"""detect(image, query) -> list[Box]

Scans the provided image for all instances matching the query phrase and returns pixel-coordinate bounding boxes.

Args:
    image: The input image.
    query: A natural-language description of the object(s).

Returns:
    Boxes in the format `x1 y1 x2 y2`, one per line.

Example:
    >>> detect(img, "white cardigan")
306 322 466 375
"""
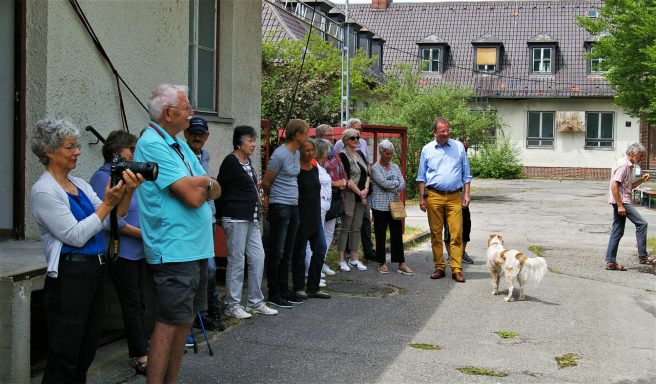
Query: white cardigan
30 171 112 278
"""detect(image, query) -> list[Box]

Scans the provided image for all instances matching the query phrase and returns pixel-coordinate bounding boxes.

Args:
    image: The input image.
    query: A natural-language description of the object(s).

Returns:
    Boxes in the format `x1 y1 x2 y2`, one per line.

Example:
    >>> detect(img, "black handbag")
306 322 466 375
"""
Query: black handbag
325 191 345 221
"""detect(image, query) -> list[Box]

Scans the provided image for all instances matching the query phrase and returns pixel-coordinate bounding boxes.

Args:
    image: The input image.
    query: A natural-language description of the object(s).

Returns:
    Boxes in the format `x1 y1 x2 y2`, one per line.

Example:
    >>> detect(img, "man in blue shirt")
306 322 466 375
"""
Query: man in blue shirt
135 84 221 383
417 117 472 283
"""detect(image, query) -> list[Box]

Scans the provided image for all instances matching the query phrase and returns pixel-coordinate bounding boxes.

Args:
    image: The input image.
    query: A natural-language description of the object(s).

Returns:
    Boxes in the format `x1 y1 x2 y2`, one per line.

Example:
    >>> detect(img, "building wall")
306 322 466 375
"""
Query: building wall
23 0 262 239
492 98 640 174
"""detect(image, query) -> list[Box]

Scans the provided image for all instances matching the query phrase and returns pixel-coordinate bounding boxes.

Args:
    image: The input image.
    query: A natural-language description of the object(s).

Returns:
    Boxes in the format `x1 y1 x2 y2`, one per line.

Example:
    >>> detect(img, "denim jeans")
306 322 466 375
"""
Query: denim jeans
222 219 266 308
605 203 648 263
266 204 299 300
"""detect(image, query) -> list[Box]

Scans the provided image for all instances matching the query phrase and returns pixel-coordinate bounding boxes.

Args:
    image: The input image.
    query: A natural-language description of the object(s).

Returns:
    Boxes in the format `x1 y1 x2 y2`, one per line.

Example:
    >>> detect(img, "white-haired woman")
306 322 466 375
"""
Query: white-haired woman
370 140 413 275
30 117 142 383
337 128 370 272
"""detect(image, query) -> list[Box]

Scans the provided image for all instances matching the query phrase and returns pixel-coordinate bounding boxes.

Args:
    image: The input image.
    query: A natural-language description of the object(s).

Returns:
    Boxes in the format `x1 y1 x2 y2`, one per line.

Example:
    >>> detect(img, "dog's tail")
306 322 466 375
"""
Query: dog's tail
520 257 548 287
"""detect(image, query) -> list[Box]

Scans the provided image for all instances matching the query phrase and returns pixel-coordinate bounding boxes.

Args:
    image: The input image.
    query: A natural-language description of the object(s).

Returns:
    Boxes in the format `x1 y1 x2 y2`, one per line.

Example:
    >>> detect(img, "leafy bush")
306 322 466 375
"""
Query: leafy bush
469 139 524 179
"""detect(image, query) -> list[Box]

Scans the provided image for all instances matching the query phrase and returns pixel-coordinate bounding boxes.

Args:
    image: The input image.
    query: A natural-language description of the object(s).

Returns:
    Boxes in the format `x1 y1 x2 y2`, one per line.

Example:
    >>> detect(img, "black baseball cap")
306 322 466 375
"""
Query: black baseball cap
188 117 209 134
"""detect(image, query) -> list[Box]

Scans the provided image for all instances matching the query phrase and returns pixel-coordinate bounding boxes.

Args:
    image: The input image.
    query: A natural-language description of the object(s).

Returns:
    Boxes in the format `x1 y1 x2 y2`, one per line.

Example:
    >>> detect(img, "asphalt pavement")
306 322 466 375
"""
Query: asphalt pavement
57 179 656 384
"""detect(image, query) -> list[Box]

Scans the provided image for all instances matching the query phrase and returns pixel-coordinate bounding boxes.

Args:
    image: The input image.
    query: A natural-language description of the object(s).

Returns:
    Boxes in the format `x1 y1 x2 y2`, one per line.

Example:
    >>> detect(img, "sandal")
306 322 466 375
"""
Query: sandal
639 256 655 265
397 265 415 276
606 262 627 271
134 361 147 376
378 264 389 274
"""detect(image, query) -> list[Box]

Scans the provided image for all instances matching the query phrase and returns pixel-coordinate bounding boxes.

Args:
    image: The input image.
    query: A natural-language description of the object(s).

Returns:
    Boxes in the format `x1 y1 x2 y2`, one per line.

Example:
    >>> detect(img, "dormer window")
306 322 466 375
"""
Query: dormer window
417 34 449 74
527 33 558 75
471 34 503 74
585 40 608 74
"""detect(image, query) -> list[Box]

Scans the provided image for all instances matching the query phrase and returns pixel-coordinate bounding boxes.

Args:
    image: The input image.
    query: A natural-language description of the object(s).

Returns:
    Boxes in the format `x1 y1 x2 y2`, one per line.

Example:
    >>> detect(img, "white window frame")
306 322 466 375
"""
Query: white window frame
532 47 552 74
420 47 442 73
585 112 614 149
475 46 498 73
189 0 217 113
527 111 555 148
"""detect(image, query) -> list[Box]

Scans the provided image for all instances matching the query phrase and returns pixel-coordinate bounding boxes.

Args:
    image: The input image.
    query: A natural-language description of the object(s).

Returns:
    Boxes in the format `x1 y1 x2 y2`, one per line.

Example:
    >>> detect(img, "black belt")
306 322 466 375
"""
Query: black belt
427 186 462 195
61 253 106 265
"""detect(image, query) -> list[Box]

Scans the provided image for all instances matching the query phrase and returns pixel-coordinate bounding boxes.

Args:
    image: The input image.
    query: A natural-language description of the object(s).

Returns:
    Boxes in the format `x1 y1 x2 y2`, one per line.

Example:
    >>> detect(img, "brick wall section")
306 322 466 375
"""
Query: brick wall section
524 167 610 180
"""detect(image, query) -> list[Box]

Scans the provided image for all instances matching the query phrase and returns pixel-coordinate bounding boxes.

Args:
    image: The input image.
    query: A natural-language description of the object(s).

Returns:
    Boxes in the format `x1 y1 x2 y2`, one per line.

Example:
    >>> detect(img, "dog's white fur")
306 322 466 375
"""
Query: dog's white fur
486 234 548 302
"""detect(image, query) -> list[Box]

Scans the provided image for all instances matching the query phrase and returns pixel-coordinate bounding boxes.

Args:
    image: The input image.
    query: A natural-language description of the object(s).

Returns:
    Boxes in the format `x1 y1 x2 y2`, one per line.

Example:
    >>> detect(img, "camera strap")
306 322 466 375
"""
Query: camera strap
99 166 121 263
149 123 194 176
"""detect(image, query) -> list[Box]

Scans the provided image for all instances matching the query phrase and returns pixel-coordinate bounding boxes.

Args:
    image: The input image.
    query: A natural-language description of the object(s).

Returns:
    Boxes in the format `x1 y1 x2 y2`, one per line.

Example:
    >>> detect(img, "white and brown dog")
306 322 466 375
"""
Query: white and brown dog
486 234 548 302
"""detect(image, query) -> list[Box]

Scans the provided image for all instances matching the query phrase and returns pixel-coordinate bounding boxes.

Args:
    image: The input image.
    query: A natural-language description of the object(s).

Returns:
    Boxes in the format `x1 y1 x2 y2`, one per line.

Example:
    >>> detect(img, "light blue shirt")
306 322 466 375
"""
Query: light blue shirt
267 145 300 205
135 122 213 264
416 138 472 191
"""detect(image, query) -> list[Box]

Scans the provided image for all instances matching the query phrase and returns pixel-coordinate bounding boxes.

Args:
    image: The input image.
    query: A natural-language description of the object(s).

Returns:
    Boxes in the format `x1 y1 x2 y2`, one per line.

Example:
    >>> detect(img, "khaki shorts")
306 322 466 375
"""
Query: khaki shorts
151 259 208 324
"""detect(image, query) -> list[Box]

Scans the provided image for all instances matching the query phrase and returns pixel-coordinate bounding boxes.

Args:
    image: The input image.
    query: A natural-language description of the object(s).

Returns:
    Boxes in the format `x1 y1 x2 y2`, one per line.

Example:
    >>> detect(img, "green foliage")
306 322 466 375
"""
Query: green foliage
528 245 546 257
409 343 442 350
494 331 518 339
577 0 656 122
456 367 508 377
359 65 500 197
469 139 524 179
555 353 580 369
262 32 375 133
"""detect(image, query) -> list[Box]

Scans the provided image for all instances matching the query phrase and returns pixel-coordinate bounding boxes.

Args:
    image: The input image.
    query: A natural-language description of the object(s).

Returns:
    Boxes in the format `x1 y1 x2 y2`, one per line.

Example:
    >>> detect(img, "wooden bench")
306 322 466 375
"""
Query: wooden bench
634 188 656 208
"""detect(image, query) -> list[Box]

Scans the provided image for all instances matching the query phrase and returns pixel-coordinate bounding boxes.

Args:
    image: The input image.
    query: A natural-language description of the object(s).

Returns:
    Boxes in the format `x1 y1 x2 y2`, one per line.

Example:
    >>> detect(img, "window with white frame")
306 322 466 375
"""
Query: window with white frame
476 47 497 73
527 111 554 147
420 47 442 73
532 47 552 73
590 57 607 74
371 40 383 71
585 112 614 148
188 0 217 112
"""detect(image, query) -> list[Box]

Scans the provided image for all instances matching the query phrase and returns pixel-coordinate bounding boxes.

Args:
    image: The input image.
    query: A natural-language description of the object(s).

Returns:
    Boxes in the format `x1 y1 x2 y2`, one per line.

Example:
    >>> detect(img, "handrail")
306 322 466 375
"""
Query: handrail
85 126 105 145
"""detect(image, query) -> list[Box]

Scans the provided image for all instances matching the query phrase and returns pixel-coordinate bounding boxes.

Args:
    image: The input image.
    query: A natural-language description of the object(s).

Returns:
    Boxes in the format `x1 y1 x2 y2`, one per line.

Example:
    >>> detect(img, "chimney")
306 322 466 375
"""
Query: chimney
372 0 392 10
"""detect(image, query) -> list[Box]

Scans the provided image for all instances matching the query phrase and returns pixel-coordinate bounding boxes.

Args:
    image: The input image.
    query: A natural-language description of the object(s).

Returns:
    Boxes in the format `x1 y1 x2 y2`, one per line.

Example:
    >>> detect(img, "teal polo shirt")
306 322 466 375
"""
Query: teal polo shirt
134 122 213 264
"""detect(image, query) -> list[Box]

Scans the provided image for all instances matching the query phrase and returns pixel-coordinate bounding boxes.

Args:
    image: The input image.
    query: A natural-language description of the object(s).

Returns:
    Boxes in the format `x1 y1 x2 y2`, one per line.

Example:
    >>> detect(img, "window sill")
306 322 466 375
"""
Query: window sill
193 112 234 125
584 146 614 151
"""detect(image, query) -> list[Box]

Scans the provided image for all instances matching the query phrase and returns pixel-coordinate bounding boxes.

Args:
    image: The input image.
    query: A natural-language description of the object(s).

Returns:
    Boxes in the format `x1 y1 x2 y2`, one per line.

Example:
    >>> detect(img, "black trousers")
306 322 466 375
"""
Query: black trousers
292 226 326 293
372 209 405 264
443 206 471 244
107 257 149 358
266 204 300 300
42 259 106 384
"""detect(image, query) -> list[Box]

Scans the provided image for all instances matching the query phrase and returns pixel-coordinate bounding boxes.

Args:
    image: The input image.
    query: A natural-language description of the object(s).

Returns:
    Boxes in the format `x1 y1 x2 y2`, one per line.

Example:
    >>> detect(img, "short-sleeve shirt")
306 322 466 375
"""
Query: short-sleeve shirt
134 122 213 264
267 145 300 205
608 156 633 205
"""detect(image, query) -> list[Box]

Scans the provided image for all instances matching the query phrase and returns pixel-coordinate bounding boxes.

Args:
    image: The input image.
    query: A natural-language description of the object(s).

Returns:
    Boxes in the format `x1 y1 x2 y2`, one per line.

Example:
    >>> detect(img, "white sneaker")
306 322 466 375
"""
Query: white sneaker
246 303 278 316
338 261 351 272
321 272 326 278
224 305 252 319
348 259 367 271
319 279 327 288
322 264 337 276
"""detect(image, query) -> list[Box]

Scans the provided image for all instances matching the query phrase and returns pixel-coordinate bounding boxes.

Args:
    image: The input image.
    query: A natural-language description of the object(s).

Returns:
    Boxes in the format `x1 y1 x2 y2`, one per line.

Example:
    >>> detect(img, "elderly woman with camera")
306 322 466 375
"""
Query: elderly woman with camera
30 118 143 383
89 130 149 375
370 139 413 275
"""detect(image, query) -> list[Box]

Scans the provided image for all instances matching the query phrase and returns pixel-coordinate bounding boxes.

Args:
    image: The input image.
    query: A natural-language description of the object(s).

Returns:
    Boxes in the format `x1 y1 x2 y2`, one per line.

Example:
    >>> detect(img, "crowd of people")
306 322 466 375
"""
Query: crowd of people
27 78 656 384
30 84 476 383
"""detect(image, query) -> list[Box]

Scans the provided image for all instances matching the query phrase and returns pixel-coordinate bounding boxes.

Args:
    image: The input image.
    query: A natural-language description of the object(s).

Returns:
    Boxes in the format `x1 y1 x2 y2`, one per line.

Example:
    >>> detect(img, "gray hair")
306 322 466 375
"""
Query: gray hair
346 117 362 129
148 84 188 121
378 139 395 153
315 138 330 159
626 142 646 155
316 124 332 137
31 117 80 165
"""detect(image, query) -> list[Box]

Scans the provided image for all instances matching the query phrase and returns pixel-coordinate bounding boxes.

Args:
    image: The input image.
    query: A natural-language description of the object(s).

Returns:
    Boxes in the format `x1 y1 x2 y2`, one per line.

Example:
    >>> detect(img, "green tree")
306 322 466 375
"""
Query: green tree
578 0 656 121
359 65 500 197
262 33 374 132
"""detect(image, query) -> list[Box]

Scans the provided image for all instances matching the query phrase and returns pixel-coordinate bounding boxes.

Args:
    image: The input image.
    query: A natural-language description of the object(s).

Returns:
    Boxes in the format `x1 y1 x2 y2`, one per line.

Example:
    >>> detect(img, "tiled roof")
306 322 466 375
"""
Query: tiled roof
262 0 307 42
346 0 613 98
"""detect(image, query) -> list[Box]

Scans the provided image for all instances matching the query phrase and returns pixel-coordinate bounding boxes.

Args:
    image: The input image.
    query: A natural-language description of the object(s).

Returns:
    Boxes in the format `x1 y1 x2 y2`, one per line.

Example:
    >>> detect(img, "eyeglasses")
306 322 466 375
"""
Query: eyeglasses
348 136 360 141
61 144 81 152
168 104 192 112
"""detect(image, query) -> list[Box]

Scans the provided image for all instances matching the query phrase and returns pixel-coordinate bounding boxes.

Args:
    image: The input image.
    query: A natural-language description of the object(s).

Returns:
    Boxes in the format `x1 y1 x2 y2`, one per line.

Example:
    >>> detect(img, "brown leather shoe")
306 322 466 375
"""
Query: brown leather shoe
452 272 465 283
430 269 446 279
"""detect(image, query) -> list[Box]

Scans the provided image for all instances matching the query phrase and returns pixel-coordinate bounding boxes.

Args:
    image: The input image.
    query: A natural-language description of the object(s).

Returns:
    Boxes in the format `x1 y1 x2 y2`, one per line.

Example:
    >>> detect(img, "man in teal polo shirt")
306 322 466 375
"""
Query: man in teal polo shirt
135 84 221 383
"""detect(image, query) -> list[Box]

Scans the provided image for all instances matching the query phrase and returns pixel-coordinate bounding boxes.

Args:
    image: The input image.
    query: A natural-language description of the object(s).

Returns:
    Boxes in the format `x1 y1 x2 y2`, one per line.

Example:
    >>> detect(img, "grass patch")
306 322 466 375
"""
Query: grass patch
647 236 656 256
409 343 442 350
528 245 546 257
555 353 580 368
495 331 518 339
456 367 508 377
549 268 564 275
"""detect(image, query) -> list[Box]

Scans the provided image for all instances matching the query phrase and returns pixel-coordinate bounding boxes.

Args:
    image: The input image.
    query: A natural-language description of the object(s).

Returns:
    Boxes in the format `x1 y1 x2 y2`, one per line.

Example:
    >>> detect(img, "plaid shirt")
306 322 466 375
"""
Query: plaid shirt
369 162 405 211
323 152 347 194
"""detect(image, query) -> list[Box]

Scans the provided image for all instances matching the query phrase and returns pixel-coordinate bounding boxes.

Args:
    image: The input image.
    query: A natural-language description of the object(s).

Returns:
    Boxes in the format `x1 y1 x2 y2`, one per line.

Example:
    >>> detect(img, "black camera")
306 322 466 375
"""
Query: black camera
110 156 158 187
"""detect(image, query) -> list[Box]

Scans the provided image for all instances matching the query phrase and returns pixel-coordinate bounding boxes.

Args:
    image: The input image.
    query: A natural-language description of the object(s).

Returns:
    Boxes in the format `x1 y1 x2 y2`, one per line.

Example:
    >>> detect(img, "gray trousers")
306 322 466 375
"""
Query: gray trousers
222 220 266 308
605 203 648 263
338 202 365 252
